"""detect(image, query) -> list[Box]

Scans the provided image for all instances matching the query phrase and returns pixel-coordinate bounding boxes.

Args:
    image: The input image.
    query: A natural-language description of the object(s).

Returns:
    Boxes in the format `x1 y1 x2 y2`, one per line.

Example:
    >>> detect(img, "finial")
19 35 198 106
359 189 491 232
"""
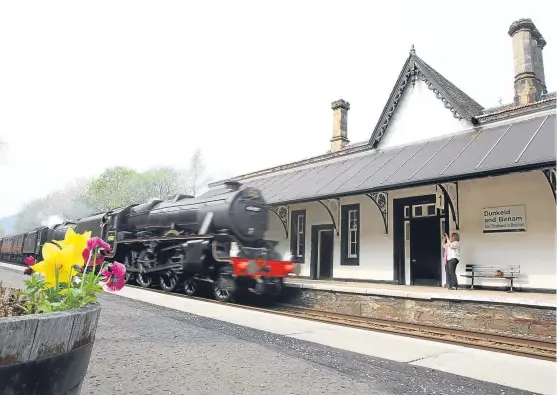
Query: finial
410 44 416 56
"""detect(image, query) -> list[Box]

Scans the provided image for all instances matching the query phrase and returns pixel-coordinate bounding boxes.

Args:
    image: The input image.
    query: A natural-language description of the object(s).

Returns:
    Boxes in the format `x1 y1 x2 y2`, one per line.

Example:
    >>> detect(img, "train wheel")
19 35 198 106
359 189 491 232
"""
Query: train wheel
183 278 197 296
136 273 152 288
159 271 178 292
213 274 236 303
136 250 154 288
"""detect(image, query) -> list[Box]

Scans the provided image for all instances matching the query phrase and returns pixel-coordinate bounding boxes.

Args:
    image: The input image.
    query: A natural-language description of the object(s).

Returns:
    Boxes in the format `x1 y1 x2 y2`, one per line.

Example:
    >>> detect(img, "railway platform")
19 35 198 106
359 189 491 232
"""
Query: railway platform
2 265 554 395
282 277 557 341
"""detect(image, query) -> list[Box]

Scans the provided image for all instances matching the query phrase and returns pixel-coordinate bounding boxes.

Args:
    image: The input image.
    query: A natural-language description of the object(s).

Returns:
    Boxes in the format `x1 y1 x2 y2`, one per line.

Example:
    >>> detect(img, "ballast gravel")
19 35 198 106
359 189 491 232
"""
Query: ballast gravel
0 267 536 395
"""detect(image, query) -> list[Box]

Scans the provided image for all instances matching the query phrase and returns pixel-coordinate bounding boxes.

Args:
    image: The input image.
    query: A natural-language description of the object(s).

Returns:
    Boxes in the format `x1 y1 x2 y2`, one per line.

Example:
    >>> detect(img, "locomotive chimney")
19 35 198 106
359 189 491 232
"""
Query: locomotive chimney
508 18 548 105
224 180 241 191
330 99 350 152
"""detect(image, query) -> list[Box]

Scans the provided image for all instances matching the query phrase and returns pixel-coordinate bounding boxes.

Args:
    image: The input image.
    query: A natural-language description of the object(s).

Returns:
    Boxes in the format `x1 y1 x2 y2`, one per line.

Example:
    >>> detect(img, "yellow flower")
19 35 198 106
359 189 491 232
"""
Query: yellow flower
52 228 91 267
31 242 78 288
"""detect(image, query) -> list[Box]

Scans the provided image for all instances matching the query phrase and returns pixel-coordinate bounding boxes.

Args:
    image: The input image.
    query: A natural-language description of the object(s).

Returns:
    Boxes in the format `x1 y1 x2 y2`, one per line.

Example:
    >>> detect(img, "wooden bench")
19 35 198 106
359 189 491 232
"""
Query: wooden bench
460 264 520 292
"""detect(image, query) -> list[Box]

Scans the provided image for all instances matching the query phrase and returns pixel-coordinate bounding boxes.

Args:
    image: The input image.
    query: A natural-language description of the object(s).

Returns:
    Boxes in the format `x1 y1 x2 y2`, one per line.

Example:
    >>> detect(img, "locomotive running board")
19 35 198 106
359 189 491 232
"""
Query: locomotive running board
117 235 214 244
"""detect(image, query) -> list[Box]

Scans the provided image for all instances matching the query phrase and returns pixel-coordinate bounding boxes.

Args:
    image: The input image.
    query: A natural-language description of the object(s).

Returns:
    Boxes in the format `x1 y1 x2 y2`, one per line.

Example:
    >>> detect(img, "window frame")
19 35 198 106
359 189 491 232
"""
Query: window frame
341 203 360 266
290 209 306 263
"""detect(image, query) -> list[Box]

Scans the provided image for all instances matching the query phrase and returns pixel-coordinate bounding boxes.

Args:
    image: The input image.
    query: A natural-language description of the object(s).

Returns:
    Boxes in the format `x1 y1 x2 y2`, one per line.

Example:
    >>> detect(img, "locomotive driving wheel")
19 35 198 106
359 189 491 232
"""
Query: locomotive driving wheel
159 271 178 292
213 270 236 303
183 277 197 296
159 258 178 292
136 249 154 288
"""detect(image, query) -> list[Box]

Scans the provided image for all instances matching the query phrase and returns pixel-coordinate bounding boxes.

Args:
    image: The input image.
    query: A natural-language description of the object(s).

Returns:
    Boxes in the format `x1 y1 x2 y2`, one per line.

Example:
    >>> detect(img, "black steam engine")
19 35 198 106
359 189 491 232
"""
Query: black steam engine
19 181 295 302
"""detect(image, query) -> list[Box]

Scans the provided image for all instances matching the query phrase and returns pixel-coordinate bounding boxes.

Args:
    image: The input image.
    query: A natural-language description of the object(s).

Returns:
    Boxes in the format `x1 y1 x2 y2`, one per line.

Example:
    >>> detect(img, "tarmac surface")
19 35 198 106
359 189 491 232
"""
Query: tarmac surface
0 268 542 395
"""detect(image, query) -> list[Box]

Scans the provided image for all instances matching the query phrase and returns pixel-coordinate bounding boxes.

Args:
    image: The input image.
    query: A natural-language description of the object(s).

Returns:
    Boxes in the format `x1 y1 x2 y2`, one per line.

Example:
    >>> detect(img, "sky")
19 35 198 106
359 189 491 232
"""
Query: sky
0 1 555 218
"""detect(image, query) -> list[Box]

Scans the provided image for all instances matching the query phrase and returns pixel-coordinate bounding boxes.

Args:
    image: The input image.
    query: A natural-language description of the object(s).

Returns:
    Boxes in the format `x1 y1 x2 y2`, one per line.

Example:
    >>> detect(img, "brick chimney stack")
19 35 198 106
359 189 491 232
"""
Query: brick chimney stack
330 99 350 152
508 18 548 105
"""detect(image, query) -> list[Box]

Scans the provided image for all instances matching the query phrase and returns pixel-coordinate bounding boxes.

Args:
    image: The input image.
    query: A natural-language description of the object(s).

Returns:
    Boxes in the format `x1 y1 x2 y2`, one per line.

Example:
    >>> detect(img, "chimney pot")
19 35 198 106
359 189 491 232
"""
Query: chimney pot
331 99 350 111
508 18 547 105
330 99 350 152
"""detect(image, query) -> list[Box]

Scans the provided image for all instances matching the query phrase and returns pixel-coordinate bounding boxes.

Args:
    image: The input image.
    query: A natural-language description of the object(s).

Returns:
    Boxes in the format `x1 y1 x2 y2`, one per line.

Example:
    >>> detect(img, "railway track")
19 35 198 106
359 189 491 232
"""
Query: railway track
126 284 557 362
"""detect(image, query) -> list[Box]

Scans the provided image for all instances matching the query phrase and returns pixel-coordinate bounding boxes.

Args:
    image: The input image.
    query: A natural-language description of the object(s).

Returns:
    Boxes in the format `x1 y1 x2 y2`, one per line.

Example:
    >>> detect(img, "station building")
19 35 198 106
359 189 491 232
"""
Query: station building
202 18 556 293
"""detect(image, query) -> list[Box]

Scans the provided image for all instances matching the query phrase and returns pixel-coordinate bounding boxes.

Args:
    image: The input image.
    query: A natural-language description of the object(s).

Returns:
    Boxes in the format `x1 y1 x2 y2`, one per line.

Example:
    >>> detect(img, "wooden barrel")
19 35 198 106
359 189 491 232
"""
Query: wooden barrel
0 303 101 395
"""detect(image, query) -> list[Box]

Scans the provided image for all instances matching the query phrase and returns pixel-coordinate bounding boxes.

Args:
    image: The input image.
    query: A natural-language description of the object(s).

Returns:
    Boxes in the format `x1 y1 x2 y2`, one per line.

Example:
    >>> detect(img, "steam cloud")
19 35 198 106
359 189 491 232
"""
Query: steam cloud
41 215 64 227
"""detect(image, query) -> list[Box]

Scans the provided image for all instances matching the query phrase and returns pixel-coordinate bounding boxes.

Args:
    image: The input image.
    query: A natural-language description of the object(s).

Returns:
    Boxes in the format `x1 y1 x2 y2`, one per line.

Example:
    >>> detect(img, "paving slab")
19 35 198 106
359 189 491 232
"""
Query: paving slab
411 350 557 395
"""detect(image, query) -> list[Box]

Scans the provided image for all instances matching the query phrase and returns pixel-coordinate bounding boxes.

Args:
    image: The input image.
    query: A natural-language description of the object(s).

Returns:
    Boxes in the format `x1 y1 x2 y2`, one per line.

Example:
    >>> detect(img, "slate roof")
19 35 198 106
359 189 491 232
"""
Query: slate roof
368 48 484 147
203 114 556 205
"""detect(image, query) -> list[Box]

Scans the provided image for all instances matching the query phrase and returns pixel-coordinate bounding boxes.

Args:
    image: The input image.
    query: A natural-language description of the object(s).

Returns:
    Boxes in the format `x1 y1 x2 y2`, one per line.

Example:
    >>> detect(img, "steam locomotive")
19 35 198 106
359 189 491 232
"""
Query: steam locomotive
0 181 299 302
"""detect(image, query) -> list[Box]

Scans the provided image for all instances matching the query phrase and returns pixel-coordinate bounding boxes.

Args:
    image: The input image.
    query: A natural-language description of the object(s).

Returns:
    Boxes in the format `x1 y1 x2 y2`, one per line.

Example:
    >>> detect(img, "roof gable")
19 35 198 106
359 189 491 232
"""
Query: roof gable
368 46 484 147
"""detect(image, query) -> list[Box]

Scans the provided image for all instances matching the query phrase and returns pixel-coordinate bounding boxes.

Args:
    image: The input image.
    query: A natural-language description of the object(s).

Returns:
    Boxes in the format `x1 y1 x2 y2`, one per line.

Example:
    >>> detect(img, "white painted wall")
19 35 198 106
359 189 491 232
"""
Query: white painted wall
264 184 437 282
264 171 556 291
377 78 472 150
456 172 556 290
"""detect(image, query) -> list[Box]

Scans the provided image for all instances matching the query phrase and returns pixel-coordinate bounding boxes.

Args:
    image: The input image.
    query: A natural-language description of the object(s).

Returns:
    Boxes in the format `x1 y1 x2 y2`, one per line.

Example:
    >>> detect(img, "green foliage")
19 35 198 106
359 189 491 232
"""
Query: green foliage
135 167 182 202
17 266 105 315
83 167 141 211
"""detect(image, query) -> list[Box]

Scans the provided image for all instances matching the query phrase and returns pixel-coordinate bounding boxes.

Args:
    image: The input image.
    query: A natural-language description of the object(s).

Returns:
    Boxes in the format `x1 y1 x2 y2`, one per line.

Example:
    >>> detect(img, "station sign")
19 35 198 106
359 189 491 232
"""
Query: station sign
483 205 526 233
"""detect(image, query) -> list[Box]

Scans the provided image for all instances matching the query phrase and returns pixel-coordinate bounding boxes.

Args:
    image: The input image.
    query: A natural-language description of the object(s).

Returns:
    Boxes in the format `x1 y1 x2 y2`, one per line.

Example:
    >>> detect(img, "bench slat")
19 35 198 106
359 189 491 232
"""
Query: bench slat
466 265 520 270
461 264 519 292
460 275 519 279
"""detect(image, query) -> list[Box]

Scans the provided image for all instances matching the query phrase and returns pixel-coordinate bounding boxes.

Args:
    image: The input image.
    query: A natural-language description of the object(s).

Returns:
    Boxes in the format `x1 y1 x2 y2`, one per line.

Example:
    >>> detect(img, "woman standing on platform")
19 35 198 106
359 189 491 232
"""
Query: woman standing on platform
443 232 460 290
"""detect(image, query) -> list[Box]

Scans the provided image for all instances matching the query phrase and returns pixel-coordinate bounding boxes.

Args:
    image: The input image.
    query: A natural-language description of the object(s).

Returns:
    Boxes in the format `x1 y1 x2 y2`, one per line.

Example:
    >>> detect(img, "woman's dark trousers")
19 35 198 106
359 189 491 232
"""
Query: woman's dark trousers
446 258 459 289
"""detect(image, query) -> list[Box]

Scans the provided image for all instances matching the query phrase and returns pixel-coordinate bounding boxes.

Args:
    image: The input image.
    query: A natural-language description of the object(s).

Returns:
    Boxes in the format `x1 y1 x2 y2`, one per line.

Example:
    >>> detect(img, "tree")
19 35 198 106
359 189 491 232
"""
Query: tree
83 167 141 212
185 148 211 196
134 167 182 202
82 166 185 212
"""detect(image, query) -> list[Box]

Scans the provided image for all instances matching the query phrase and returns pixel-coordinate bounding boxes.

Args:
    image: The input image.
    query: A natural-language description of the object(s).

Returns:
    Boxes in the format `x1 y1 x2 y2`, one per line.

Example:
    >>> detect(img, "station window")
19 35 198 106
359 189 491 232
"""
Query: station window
341 204 360 266
290 210 306 263
413 203 437 218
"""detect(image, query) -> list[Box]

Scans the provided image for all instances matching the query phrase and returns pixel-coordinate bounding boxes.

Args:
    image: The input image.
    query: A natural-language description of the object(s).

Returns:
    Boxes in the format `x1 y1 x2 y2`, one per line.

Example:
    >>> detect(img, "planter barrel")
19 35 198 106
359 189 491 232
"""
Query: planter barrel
0 303 101 395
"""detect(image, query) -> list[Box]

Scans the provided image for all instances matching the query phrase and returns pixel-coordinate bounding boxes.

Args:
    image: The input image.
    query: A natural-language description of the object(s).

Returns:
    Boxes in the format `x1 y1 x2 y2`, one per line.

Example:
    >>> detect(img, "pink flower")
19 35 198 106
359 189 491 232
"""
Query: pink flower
101 261 126 292
25 256 35 266
82 248 105 266
82 237 111 267
87 237 111 252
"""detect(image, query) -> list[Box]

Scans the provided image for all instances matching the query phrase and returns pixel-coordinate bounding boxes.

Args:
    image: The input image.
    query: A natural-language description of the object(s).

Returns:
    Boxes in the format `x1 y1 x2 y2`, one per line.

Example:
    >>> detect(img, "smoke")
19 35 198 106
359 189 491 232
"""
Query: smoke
41 215 64 227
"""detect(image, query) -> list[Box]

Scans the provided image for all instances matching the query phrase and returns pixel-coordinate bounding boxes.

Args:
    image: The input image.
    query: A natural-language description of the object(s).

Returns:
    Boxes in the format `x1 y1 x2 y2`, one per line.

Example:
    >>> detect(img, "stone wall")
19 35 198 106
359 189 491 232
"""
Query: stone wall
280 288 556 341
